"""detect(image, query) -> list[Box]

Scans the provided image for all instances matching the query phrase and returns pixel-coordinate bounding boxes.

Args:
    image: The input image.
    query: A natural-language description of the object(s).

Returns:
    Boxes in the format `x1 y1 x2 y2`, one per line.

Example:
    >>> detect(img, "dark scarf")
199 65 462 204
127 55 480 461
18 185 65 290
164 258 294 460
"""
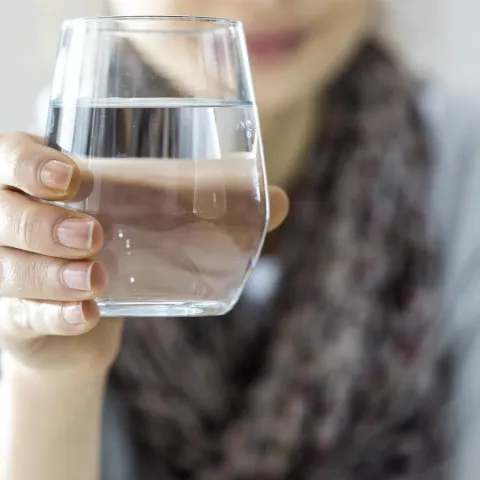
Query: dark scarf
111 42 451 479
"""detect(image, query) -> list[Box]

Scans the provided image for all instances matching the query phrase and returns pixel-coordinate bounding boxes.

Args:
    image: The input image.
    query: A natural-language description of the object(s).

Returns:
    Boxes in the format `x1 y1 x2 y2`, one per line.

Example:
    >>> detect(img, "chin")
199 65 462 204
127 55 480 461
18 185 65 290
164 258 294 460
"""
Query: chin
251 54 331 114
252 70 303 112
252 28 370 113
249 49 313 112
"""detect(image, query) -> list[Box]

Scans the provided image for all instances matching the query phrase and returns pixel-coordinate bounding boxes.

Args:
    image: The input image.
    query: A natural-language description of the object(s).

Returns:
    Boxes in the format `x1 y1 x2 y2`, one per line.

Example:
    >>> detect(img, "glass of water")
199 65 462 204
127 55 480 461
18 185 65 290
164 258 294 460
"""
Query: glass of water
46 16 269 317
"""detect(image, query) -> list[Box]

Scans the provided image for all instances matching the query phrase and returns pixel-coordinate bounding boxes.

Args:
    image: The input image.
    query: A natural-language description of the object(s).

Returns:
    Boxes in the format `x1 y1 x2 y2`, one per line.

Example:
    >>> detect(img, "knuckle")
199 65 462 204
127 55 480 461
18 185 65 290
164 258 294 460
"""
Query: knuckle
11 204 40 250
10 144 33 184
24 258 50 293
0 132 28 156
0 250 16 294
0 297 26 341
0 250 5 293
0 297 57 338
0 251 50 297
0 298 51 348
0 133 32 181
6 298 34 332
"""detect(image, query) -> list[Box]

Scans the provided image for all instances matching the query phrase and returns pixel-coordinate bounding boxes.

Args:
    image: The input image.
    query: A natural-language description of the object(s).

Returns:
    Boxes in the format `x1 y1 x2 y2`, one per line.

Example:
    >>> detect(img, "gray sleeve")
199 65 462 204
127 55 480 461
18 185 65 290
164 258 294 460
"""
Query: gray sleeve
423 85 480 346
421 83 480 480
446 134 480 480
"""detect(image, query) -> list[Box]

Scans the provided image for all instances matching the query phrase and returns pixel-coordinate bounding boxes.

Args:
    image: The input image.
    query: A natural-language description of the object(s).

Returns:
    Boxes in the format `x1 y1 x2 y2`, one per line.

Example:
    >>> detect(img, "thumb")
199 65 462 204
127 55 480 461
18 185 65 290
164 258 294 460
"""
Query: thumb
267 185 289 232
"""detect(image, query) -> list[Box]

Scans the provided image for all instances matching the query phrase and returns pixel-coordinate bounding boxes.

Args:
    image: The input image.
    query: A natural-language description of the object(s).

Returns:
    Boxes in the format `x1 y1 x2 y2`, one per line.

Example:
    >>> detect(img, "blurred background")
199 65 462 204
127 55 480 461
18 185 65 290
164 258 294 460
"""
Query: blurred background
0 0 103 132
1 1 480 479
1 0 480 132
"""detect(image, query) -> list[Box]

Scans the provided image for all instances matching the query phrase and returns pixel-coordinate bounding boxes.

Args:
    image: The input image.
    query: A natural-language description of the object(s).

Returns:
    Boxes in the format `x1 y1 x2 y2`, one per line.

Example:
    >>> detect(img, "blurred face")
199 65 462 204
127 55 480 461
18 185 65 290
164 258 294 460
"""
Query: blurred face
109 0 372 111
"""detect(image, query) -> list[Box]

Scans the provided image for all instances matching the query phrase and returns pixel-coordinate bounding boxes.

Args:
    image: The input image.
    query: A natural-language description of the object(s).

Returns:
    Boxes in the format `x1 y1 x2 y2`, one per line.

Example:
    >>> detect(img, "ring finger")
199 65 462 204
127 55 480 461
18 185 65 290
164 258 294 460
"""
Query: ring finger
0 247 108 301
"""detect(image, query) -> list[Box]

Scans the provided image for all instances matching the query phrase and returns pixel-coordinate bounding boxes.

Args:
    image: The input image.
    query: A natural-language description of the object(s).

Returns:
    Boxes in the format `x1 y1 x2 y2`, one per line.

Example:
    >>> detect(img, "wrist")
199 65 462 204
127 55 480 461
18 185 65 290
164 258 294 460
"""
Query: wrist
0 354 107 480
1 351 110 387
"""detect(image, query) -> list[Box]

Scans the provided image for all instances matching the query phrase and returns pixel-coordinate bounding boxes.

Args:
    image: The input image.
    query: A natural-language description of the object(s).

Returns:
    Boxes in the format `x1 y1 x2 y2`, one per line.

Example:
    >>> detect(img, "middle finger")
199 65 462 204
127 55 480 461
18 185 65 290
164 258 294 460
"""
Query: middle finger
0 189 103 259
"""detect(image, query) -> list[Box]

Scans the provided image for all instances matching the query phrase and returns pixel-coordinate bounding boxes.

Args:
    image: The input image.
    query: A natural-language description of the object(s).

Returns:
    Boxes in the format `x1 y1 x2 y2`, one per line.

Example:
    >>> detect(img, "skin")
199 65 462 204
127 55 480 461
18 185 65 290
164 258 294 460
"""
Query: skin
0 1 370 479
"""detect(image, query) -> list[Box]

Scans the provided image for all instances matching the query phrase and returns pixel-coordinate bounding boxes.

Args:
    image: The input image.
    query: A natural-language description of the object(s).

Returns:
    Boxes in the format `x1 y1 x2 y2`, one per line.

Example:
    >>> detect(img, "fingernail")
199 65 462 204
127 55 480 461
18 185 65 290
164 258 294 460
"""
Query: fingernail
61 304 87 325
56 218 94 250
61 262 107 292
61 262 94 291
40 160 73 191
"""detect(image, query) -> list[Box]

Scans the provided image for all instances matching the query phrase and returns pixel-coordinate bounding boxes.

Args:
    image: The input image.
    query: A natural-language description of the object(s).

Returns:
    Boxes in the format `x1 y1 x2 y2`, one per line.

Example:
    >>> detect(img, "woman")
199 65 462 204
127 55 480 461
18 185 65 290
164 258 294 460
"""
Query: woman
0 0 464 478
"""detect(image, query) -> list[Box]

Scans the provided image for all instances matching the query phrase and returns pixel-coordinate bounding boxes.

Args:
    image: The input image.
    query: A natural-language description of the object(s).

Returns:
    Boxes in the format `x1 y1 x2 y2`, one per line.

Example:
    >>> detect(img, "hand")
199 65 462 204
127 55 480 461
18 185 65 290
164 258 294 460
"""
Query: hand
0 133 289 377
0 132 120 377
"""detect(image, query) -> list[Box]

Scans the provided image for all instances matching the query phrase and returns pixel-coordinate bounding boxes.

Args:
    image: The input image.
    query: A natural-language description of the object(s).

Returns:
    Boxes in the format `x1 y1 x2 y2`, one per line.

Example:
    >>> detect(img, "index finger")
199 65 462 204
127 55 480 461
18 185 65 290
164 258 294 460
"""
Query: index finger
0 132 81 200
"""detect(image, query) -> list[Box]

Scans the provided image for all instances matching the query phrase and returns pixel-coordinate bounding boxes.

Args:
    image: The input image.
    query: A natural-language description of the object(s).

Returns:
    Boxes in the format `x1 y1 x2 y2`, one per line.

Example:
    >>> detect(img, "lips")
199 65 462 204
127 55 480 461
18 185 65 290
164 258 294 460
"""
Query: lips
245 28 306 61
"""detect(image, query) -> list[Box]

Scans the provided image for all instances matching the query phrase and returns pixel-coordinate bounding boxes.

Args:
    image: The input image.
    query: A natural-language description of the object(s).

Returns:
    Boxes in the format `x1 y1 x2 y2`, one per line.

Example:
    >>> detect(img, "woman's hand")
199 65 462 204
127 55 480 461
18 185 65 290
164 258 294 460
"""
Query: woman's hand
0 132 289 378
0 132 122 377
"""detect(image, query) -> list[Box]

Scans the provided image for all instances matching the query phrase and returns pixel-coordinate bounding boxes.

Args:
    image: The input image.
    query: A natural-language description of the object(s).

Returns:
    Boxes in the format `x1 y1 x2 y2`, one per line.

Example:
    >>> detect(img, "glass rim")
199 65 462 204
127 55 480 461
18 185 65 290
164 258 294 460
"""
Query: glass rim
62 15 242 34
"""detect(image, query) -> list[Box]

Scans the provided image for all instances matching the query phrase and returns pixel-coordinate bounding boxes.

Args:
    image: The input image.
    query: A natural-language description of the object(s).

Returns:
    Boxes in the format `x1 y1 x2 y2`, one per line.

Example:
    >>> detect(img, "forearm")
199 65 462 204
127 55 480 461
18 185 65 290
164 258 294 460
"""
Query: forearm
0 354 106 480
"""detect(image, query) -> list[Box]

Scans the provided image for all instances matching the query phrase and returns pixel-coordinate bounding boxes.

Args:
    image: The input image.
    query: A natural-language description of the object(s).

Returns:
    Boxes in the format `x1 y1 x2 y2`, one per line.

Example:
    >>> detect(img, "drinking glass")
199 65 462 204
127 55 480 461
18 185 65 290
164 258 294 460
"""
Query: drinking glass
46 16 269 317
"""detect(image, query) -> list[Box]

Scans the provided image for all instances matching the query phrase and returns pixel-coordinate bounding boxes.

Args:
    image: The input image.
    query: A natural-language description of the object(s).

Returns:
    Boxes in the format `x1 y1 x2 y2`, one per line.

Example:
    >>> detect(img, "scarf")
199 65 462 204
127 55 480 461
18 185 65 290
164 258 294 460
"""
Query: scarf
111 42 450 479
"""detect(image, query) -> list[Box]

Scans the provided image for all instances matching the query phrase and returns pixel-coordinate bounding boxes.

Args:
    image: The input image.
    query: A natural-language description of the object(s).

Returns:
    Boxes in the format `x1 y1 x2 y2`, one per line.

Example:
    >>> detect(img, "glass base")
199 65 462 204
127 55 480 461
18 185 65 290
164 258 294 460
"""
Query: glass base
97 300 234 317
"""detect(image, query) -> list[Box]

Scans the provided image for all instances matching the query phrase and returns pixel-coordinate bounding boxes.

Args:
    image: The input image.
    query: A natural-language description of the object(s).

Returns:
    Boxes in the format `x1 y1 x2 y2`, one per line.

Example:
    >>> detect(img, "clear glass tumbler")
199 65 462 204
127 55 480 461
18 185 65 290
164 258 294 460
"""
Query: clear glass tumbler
46 16 269 317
